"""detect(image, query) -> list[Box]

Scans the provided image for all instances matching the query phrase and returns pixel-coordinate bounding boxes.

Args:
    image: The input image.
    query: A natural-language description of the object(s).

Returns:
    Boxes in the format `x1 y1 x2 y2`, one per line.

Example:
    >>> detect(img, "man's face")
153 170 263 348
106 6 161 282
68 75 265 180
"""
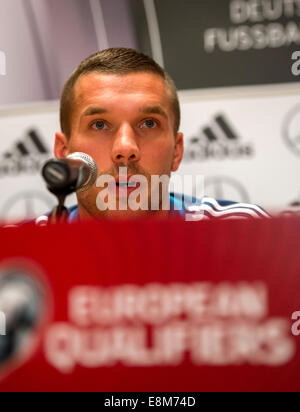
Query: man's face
55 72 184 219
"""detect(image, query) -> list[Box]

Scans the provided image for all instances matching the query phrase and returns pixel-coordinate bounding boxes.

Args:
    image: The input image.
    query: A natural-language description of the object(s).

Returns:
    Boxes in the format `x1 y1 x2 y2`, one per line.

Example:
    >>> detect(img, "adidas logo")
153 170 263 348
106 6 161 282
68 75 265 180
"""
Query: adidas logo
0 129 50 177
183 114 254 162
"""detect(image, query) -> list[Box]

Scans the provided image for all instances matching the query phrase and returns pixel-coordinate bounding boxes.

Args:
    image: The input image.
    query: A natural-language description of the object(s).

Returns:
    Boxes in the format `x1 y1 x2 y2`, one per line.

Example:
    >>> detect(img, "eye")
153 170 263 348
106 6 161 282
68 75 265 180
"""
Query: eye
91 120 107 131
140 119 158 129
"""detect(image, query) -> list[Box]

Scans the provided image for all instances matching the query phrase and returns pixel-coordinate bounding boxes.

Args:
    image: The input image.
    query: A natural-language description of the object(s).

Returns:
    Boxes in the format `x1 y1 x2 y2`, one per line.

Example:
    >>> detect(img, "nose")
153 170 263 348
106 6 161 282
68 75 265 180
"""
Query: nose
111 123 140 164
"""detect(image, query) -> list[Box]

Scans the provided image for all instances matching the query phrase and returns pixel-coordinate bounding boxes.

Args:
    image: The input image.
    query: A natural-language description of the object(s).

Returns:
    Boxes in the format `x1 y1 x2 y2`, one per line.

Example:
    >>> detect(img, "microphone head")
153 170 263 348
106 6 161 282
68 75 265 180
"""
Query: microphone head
66 152 98 193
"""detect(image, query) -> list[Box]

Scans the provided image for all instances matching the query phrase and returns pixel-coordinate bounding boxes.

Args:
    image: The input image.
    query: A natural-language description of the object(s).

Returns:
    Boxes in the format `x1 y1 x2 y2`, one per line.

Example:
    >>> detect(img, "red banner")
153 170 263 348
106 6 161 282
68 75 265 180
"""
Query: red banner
0 217 299 392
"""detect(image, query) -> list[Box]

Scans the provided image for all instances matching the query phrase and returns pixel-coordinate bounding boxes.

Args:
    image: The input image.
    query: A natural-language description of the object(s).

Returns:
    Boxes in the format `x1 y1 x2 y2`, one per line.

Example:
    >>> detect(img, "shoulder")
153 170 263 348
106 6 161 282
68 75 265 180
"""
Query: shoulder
17 197 269 227
172 194 270 221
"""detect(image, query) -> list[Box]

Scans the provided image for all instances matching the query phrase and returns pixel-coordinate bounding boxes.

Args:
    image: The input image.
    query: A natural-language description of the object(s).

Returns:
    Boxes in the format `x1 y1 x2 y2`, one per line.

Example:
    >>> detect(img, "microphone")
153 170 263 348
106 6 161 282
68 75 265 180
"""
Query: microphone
42 152 98 196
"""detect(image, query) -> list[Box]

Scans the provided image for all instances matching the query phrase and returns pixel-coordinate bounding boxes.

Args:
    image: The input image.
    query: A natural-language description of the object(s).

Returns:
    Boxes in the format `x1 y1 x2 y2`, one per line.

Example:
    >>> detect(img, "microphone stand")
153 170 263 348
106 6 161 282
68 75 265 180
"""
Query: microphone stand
41 154 98 224
49 194 70 224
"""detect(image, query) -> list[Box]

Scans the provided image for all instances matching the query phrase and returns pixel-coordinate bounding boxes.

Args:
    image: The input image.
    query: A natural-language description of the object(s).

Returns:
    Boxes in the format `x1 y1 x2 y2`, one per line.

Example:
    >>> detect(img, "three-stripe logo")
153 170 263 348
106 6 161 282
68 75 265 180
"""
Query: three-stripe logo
0 129 50 177
202 114 239 143
184 113 254 162
3 129 49 159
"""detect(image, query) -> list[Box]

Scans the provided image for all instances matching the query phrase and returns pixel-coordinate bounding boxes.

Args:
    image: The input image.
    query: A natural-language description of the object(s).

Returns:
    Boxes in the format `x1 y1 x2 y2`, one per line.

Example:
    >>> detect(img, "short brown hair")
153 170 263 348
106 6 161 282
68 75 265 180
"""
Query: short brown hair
60 48 180 138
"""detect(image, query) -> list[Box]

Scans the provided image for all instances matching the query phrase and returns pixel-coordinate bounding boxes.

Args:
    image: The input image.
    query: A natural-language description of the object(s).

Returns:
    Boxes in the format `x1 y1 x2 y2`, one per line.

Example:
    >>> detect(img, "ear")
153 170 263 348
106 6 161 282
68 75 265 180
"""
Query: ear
171 132 184 172
54 132 69 159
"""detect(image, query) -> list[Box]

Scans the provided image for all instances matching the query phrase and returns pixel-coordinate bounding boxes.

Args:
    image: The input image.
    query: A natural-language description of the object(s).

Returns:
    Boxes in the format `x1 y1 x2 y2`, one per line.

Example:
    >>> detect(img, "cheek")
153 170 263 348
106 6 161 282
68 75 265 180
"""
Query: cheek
143 140 174 173
68 138 112 170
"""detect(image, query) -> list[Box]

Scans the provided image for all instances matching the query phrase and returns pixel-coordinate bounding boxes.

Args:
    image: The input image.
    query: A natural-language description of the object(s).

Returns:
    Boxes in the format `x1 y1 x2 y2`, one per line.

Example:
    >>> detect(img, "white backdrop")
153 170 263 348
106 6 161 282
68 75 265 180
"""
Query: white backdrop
178 85 300 213
0 84 300 222
0 101 76 223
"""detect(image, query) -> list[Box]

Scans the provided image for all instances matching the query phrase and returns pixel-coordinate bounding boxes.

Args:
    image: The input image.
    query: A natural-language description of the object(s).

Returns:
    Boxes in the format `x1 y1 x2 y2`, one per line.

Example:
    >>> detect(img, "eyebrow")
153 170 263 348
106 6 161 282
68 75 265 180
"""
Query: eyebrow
81 105 168 119
140 105 168 119
81 106 108 117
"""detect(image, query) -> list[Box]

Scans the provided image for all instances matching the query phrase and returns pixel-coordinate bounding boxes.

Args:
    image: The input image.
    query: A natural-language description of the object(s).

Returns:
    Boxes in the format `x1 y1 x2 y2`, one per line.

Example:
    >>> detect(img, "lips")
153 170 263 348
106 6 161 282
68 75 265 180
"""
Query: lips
115 175 139 189
116 182 137 188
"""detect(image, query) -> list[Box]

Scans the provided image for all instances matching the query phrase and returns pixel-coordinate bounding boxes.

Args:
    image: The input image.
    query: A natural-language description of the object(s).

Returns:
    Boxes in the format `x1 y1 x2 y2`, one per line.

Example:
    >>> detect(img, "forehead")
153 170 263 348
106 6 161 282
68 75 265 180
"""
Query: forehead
73 72 173 114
